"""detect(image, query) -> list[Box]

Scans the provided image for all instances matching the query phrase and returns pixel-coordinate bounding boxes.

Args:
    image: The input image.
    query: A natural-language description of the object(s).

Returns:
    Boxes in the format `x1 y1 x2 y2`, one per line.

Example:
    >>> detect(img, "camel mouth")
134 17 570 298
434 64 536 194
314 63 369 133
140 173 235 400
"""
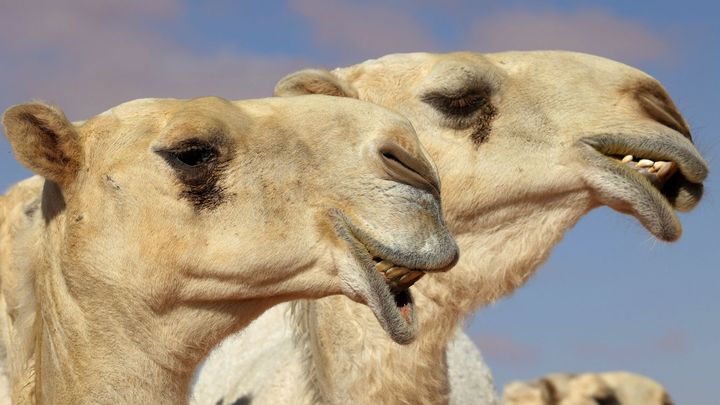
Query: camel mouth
372 257 426 320
327 209 455 345
580 133 708 241
346 244 424 345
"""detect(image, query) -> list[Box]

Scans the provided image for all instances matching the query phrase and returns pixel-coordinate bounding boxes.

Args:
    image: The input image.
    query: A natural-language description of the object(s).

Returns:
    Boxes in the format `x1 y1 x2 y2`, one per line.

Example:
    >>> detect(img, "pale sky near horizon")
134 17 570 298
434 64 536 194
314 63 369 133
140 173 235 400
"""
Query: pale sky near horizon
1 1 718 403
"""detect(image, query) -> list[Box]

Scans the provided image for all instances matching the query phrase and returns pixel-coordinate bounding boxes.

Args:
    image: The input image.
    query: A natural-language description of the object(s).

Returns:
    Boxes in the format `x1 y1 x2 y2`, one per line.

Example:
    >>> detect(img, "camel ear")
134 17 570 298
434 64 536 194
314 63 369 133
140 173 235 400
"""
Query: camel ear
2 103 82 188
274 69 358 98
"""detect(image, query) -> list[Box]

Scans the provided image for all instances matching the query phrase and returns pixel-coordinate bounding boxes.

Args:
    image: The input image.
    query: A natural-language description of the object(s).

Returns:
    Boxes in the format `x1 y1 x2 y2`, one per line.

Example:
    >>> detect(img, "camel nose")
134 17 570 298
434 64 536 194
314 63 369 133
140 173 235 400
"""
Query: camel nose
377 141 441 199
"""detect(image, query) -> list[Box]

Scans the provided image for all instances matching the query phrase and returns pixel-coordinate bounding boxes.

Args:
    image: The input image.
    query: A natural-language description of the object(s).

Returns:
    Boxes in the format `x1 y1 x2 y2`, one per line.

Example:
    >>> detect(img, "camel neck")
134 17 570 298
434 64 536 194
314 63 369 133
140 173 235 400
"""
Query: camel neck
31 261 196 404
29 258 272 404
295 196 591 404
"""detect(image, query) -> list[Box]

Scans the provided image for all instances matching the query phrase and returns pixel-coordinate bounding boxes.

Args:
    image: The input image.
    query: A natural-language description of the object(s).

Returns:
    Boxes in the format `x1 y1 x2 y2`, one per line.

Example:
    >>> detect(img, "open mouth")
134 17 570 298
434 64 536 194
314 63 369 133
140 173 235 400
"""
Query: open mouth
613 154 678 190
580 133 708 241
328 209 456 345
372 257 426 323
343 245 428 345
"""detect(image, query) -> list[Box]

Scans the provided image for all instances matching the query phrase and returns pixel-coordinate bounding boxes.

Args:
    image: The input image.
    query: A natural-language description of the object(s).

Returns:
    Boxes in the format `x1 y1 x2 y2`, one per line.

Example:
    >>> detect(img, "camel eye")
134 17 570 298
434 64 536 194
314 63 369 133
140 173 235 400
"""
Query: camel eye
159 140 219 169
172 145 218 167
421 91 488 117
593 394 620 405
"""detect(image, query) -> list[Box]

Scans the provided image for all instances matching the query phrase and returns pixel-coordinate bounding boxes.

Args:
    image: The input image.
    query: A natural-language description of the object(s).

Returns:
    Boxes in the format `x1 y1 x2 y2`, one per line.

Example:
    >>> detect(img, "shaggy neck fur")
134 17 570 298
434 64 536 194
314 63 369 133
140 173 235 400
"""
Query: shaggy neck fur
294 190 593 404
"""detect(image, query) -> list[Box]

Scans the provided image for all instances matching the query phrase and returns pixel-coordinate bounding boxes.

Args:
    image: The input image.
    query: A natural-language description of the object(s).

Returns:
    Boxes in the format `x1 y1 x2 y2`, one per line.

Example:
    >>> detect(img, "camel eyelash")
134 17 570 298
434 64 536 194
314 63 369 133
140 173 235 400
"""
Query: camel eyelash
157 139 220 169
421 90 489 117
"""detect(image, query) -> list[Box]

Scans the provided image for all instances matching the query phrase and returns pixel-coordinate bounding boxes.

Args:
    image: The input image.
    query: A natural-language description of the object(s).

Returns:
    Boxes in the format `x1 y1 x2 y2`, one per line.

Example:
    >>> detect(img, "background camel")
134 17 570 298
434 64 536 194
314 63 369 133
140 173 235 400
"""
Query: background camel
0 95 458 403
194 51 708 404
504 371 673 405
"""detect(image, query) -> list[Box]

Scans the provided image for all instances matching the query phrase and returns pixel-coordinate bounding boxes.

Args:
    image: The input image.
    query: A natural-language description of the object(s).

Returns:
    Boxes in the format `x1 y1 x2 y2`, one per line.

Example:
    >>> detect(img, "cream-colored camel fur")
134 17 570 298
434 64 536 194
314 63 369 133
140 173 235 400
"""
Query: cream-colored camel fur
504 371 673 405
195 51 708 405
0 95 458 404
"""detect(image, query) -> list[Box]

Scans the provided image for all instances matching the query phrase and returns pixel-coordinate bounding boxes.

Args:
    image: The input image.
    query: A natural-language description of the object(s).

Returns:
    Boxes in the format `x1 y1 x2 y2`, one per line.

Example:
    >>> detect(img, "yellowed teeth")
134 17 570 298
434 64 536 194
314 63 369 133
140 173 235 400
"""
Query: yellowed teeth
374 260 425 293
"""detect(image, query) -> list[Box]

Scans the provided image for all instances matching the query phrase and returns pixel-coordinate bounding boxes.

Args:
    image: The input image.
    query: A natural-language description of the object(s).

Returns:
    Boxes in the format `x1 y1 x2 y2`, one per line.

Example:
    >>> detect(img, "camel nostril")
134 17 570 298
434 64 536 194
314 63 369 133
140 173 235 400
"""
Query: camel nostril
378 143 441 199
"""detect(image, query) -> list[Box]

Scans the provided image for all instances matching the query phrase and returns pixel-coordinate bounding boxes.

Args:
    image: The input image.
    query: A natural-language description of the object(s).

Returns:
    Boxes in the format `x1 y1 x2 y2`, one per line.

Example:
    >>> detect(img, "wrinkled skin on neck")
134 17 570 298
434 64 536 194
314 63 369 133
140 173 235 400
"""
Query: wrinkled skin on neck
263 51 707 404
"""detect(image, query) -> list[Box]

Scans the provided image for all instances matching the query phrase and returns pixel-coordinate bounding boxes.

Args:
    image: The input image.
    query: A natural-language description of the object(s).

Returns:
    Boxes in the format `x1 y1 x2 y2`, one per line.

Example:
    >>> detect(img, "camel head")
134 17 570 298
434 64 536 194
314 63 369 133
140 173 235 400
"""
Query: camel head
1 95 457 346
276 51 708 244
504 371 673 405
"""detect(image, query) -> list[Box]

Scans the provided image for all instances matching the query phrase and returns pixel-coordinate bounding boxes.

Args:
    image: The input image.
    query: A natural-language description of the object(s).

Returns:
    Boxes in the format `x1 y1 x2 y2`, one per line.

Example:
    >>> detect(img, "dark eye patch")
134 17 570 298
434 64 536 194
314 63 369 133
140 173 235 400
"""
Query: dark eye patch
157 139 228 210
421 87 497 146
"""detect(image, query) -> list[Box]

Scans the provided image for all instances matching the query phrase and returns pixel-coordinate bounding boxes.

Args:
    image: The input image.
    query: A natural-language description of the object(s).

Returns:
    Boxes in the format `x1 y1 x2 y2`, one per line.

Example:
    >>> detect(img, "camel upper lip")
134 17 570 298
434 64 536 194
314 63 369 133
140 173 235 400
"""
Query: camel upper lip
578 132 708 241
581 132 708 185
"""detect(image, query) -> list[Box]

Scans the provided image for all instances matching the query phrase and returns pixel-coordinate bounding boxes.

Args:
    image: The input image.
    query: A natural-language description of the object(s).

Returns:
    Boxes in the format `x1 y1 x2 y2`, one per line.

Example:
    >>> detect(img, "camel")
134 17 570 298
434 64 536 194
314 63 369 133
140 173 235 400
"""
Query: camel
194 51 708 405
503 371 673 405
0 95 459 404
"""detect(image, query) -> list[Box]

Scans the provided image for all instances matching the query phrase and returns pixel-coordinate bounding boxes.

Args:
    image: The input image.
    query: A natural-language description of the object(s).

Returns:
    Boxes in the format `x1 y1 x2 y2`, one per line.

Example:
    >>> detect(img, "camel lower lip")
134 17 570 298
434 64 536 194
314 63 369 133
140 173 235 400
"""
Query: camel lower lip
578 142 682 241
328 209 420 344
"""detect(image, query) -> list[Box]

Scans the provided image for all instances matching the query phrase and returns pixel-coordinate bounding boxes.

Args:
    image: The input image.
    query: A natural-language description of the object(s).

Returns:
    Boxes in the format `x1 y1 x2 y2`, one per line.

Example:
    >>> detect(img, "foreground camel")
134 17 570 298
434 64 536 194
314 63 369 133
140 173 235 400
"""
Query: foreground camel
504 371 673 405
195 51 708 405
0 95 458 403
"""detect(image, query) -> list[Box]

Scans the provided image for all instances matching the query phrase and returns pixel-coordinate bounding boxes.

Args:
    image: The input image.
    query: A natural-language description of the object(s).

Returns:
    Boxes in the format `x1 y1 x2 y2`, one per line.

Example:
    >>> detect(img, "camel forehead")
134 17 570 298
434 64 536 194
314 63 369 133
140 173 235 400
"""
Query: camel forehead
239 95 416 140
98 96 237 123
347 50 654 88
77 96 246 156
486 50 653 82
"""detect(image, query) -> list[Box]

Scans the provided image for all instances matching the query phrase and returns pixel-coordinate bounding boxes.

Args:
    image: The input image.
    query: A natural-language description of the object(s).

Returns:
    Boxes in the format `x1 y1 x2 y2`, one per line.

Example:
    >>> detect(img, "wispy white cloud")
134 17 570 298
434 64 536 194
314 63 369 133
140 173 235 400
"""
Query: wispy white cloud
467 9 669 63
289 0 438 59
0 0 308 120
572 328 690 359
474 333 539 365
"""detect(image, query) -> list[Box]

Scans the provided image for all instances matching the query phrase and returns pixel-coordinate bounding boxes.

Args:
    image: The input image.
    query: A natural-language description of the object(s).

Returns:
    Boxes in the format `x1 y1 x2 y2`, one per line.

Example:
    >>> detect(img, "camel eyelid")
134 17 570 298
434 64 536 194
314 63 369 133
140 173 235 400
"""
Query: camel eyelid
420 90 489 117
155 139 220 170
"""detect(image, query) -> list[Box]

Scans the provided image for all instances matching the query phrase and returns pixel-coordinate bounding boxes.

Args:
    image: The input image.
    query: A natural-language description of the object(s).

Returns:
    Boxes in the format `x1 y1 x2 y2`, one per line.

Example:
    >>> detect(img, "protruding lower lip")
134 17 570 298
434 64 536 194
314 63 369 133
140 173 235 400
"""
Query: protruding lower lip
579 134 707 241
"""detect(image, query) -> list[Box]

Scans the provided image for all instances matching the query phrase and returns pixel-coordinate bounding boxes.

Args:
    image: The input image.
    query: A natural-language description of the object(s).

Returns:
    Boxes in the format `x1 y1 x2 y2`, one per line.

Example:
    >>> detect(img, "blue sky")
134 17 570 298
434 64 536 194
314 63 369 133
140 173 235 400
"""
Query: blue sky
1 1 718 403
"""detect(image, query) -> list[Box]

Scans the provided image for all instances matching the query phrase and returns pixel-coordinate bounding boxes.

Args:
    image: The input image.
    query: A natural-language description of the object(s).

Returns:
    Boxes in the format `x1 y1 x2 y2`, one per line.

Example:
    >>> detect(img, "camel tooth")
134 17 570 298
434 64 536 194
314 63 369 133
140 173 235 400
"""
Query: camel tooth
657 161 677 179
637 159 654 168
621 155 634 163
374 260 395 273
653 161 665 170
385 267 410 280
398 271 424 287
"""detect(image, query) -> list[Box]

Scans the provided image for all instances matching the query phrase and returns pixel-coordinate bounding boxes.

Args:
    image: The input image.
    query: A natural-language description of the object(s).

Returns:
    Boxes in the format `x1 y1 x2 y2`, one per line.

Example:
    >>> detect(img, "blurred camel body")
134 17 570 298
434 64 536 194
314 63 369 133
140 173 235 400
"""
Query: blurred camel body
504 371 673 405
196 51 708 405
0 95 457 403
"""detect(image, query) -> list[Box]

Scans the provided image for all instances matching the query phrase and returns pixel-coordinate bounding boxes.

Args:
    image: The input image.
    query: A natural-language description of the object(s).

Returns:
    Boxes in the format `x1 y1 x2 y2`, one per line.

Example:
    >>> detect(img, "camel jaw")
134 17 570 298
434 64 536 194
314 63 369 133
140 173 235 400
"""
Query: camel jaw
579 133 708 241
